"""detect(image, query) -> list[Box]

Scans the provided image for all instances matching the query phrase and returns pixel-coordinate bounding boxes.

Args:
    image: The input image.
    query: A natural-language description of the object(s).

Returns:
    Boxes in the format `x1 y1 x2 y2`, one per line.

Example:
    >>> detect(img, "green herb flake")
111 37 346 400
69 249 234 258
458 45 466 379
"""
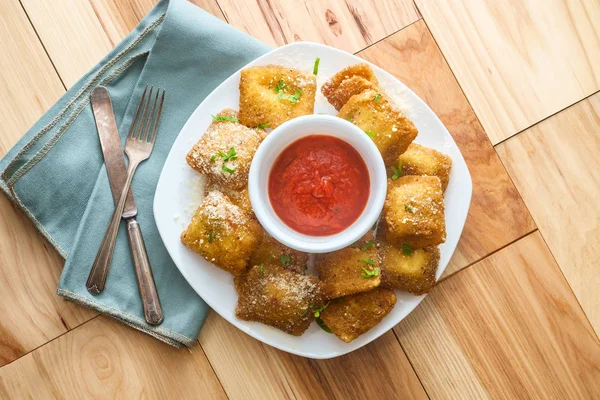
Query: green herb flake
315 317 332 333
402 242 413 256
361 240 375 251
390 160 403 180
361 258 376 265
211 114 238 123
259 262 264 276
313 57 321 75
222 165 236 174
374 93 381 103
365 130 375 138
208 231 214 243
278 89 302 103
274 80 285 93
404 204 415 213
312 302 330 318
257 122 270 129
221 147 237 162
210 154 217 163
346 116 353 122
361 267 380 279
280 254 291 266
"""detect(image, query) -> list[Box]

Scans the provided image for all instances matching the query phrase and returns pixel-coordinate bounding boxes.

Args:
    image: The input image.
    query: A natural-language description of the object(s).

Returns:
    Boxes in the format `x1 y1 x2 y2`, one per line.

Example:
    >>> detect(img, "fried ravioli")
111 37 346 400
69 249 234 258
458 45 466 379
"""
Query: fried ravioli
249 232 309 274
204 182 253 218
378 241 439 295
338 90 418 165
322 63 379 110
383 175 446 248
316 247 380 299
181 191 261 276
399 143 453 191
186 109 261 190
319 288 396 343
238 65 316 129
235 263 324 335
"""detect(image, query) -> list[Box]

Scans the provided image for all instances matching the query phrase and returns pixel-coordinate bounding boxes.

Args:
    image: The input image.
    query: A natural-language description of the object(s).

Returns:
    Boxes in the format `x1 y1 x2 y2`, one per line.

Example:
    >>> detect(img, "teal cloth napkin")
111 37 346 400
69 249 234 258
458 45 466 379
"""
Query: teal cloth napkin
0 0 269 346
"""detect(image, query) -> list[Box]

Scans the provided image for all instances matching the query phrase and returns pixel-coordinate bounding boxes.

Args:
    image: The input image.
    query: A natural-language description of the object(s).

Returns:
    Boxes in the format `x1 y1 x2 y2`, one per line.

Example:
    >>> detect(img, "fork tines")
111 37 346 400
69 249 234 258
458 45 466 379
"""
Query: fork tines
128 85 166 143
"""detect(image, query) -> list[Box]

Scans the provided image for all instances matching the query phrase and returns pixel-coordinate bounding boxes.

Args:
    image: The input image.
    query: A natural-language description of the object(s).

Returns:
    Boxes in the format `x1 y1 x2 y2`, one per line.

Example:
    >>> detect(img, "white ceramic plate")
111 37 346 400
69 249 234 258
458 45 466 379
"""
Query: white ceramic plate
154 42 472 359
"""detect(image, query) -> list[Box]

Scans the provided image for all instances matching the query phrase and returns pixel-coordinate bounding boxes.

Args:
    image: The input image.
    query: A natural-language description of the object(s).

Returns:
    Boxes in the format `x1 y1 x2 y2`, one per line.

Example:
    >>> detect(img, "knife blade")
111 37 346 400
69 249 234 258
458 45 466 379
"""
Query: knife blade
91 87 137 218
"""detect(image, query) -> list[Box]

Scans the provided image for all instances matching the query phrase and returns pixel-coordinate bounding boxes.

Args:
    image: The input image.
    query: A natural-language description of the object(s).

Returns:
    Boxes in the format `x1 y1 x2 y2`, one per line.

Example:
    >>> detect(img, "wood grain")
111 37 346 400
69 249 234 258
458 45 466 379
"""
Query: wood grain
395 231 600 399
0 0 95 368
0 317 227 398
497 92 600 337
199 312 427 399
215 0 420 52
358 21 536 276
416 0 600 144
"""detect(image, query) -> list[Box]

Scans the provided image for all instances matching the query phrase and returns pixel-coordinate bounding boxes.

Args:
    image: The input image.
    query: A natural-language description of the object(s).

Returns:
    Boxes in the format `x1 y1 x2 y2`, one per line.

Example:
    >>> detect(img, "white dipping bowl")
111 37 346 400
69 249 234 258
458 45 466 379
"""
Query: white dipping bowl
248 115 387 253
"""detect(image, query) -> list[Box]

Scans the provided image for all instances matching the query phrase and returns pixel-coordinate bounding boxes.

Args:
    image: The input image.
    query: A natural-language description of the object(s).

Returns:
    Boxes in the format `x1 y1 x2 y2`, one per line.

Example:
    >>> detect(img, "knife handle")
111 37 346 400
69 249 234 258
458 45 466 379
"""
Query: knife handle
127 218 164 326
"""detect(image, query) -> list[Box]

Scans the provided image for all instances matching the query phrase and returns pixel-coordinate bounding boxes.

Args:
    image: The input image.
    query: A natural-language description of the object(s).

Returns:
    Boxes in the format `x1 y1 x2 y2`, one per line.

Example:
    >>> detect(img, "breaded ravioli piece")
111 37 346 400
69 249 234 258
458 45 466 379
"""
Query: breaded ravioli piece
238 65 316 129
399 143 453 191
316 247 380 299
204 182 253 218
181 191 261 276
235 263 324 335
322 63 379 110
378 240 440 295
320 288 396 343
383 175 446 248
338 90 418 165
349 229 376 250
249 232 308 274
186 109 261 190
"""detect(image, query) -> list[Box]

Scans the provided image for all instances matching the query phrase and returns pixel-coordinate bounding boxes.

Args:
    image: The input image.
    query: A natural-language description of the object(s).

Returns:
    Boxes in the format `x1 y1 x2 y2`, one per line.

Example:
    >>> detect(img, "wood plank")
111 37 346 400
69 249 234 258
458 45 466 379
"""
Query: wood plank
416 0 600 144
394 232 600 399
199 312 427 400
496 92 600 337
215 0 420 52
0 0 95 368
0 317 227 398
357 21 535 276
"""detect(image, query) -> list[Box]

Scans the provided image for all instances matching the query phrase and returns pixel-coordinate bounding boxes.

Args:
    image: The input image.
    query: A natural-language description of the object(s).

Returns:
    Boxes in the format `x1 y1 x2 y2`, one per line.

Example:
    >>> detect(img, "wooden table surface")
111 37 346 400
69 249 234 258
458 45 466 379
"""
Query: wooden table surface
0 0 599 398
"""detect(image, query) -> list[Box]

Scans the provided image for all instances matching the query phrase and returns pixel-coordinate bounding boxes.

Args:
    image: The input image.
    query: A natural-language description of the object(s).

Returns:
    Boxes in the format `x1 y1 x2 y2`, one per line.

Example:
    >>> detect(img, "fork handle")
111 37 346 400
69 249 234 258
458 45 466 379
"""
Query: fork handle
86 161 138 294
127 218 163 325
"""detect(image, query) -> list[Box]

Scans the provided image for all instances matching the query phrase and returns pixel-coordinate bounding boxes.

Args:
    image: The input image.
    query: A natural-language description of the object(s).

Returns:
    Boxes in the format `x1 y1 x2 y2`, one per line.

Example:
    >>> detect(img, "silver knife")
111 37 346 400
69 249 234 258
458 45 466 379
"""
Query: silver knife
87 86 163 326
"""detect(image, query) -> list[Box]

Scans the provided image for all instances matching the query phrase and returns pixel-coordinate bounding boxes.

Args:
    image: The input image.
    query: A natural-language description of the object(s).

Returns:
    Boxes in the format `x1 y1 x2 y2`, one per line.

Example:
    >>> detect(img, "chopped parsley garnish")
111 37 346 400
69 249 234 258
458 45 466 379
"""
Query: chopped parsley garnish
219 147 237 162
259 262 264 276
274 80 302 103
361 258 376 265
313 57 320 75
210 154 217 162
315 317 332 333
365 130 375 138
312 302 329 318
361 267 380 279
374 93 381 103
222 165 236 174
361 240 375 251
390 160 403 180
346 115 353 122
280 254 291 265
402 242 413 256
211 114 238 123
208 231 214 243
257 122 270 129
404 204 415 213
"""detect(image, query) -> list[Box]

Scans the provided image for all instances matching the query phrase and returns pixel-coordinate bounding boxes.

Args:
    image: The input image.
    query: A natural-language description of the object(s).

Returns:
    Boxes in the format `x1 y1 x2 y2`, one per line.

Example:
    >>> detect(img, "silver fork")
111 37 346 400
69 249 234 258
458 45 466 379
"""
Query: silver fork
86 87 165 321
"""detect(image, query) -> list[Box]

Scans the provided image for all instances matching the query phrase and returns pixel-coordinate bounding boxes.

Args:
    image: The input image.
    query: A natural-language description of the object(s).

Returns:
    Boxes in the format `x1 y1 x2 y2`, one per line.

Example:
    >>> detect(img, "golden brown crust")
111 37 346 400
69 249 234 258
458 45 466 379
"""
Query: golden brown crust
383 175 446 248
320 288 396 343
204 182 254 218
398 143 453 191
180 191 261 276
337 90 418 166
321 63 379 110
378 240 439 295
249 231 309 274
238 65 316 129
315 247 380 299
235 264 324 335
186 109 261 190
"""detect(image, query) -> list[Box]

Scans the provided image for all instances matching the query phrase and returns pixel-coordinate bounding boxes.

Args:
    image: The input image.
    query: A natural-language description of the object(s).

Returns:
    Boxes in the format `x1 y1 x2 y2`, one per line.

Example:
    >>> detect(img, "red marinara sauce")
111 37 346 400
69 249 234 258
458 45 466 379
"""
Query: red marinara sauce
269 135 370 236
